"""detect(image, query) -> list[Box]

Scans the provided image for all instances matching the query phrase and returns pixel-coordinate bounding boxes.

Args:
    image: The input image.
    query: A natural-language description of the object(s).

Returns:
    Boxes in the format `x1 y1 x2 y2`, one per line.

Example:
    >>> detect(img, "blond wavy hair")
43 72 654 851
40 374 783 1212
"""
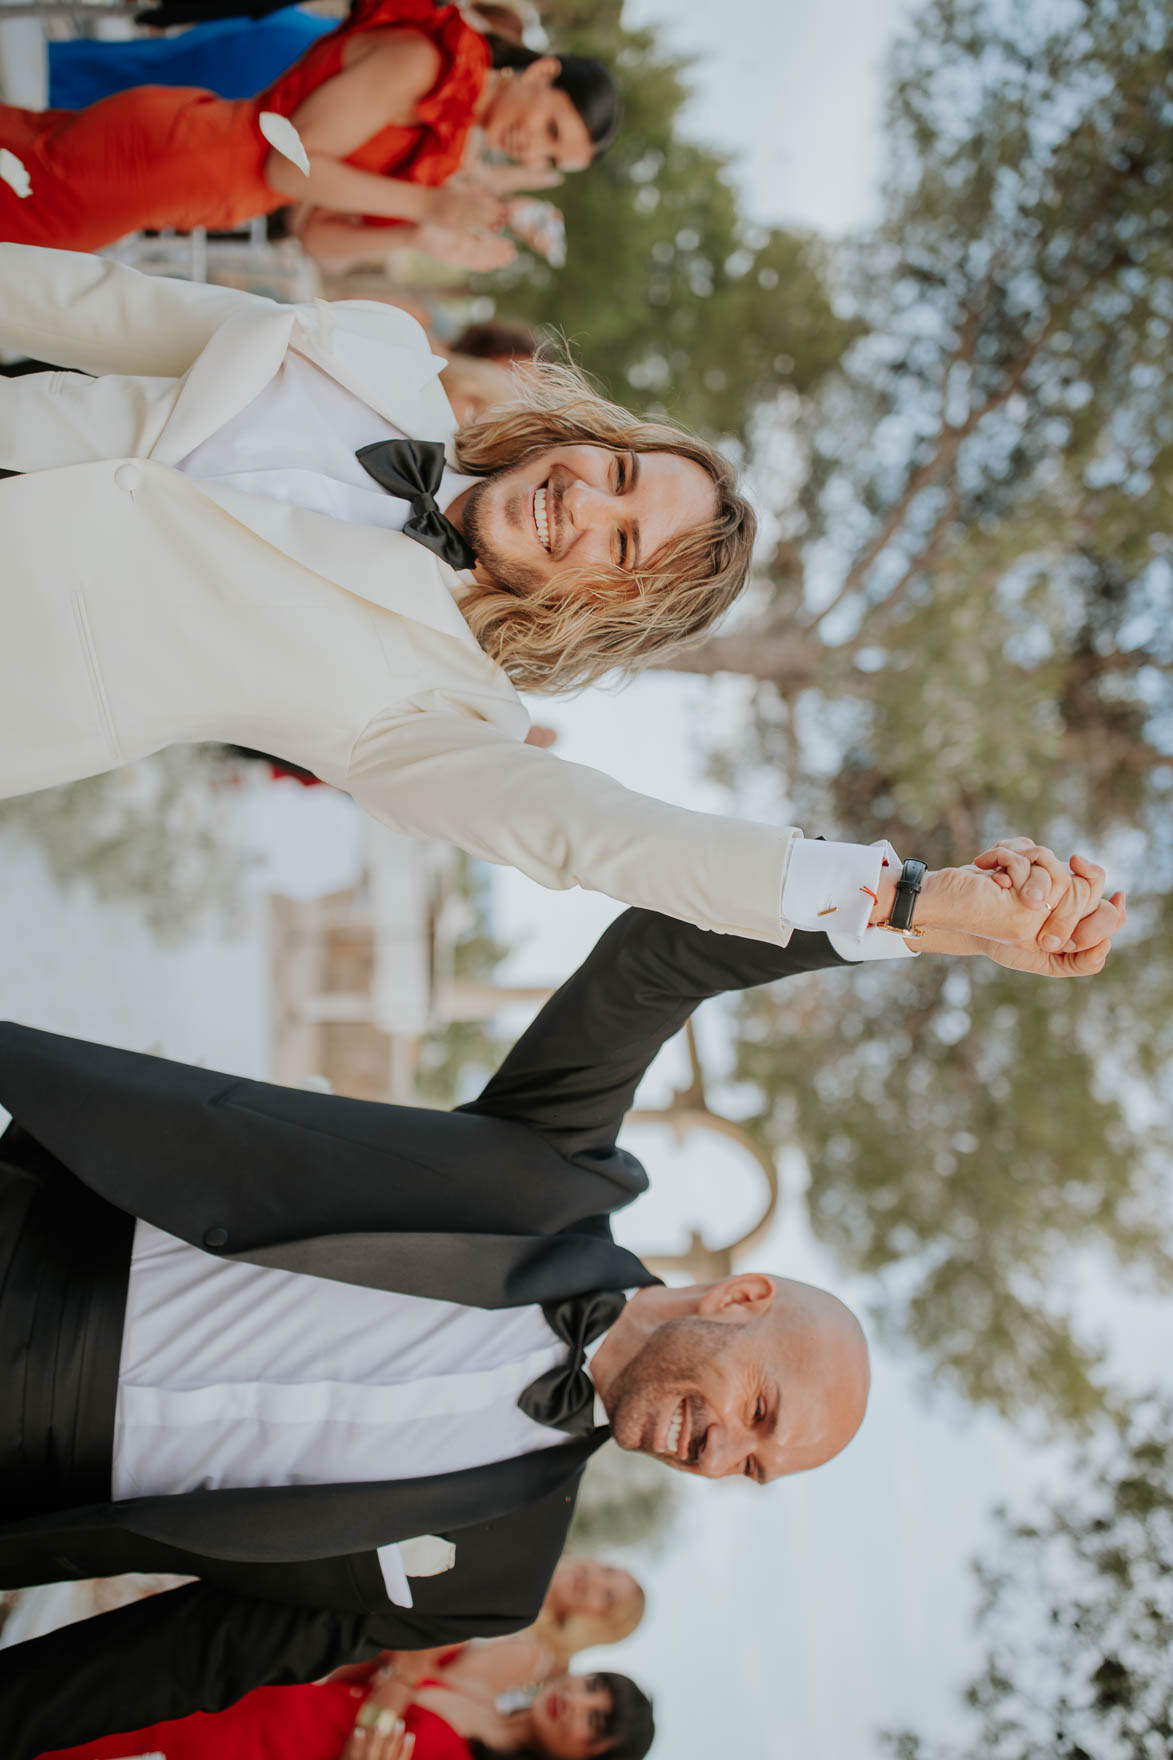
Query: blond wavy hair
532 1582 647 1669
452 362 756 694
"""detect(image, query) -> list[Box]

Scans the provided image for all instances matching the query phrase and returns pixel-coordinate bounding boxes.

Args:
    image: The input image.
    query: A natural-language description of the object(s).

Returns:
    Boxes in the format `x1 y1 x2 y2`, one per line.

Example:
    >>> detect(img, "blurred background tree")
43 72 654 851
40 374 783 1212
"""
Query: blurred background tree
414 853 512 1106
569 1441 679 1554
884 1397 1173 1759
633 0 1173 1432
0 749 252 942
483 2 857 444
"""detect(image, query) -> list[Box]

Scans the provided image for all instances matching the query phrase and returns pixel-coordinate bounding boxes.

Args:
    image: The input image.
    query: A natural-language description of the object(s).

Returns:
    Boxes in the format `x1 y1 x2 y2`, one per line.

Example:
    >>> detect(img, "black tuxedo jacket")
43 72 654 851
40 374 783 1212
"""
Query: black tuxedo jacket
0 910 848 1756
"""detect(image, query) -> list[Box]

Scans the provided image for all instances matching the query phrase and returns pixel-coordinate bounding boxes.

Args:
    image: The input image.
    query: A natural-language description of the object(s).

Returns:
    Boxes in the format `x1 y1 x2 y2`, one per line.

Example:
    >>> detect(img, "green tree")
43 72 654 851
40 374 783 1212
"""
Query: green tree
886 1398 1173 1760
658 0 1173 1428
483 8 856 444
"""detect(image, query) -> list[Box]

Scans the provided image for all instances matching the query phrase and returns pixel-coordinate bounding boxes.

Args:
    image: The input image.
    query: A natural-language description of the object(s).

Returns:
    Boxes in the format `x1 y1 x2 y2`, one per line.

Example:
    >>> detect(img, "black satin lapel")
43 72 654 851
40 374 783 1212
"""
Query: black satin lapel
116 1432 606 1563
225 1228 656 1308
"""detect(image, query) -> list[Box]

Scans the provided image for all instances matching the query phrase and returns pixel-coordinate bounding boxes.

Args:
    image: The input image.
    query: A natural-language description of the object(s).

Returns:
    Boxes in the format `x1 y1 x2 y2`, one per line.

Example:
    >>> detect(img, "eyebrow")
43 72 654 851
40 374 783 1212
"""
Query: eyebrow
628 452 642 568
750 1387 781 1482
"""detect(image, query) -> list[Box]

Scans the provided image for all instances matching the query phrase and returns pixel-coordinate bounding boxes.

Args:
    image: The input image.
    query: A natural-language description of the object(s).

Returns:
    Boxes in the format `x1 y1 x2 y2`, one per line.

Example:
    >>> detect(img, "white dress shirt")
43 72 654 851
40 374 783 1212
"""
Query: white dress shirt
179 352 479 531
180 357 918 961
114 1221 602 1605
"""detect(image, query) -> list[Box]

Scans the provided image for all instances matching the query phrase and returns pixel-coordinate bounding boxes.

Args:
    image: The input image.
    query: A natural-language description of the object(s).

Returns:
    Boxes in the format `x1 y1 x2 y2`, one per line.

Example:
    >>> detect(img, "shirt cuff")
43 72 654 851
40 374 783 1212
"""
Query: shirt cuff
780 837 919 962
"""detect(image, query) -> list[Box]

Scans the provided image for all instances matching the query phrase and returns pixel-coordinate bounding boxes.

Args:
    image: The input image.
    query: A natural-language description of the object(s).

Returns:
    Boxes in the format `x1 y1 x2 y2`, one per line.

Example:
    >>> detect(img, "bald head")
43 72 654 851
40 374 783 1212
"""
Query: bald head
591 1272 870 1483
758 1276 870 1475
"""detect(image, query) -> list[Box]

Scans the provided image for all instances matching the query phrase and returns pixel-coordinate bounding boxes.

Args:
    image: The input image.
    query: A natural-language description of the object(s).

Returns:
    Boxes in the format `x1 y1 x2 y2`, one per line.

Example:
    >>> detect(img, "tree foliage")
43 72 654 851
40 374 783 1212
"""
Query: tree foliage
483 3 857 444
885 1398 1173 1760
675 0 1173 1428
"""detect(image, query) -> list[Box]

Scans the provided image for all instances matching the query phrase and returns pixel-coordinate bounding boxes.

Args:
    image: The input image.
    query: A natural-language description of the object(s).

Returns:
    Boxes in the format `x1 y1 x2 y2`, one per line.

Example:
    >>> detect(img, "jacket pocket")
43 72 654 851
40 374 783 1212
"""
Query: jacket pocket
70 592 122 763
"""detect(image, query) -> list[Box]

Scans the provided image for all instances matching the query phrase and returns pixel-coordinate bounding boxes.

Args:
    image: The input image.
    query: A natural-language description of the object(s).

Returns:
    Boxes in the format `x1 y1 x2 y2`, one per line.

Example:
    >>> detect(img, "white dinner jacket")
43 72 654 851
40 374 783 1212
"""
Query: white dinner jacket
0 244 796 944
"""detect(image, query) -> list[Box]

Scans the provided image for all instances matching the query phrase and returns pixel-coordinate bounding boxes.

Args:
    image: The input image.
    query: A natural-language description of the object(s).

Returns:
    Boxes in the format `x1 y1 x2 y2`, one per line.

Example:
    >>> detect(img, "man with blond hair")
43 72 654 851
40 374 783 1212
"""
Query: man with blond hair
0 242 831 945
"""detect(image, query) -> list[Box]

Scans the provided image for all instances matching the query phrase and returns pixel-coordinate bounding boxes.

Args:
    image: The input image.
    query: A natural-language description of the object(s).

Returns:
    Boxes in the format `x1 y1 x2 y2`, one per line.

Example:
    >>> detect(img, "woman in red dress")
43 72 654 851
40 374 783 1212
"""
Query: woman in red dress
35 1650 655 1760
0 0 620 255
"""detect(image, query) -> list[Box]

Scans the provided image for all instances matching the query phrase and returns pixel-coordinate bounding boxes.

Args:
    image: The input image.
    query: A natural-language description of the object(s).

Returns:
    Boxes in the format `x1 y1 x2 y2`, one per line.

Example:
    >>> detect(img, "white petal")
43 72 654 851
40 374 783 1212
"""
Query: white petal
258 111 310 177
0 149 32 199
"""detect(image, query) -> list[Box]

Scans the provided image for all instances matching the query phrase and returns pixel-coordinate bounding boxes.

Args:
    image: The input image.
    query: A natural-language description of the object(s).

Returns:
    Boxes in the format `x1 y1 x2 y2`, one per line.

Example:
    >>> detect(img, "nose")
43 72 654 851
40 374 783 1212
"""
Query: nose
561 478 613 534
690 1425 745 1479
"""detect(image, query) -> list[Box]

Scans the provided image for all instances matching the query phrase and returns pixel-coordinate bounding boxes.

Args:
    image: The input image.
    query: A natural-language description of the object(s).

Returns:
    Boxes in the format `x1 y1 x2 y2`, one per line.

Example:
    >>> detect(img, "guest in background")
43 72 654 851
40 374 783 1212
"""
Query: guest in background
37 1662 655 1760
0 0 620 256
372 1556 646 1682
47 9 334 109
449 317 541 366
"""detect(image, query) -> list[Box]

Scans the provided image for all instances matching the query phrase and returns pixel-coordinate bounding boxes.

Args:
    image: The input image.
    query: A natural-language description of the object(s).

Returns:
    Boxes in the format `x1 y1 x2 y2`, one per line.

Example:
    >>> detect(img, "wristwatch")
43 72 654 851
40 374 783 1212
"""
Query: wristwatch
880 858 928 936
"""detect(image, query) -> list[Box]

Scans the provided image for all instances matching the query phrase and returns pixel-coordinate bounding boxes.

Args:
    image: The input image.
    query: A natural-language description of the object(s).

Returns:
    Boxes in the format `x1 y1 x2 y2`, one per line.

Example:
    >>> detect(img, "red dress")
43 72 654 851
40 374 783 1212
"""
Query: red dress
0 0 489 251
37 1683 473 1760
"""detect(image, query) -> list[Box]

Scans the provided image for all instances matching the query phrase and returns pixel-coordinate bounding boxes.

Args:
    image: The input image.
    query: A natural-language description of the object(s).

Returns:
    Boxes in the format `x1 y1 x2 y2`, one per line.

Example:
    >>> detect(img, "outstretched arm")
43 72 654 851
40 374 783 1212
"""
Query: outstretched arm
461 910 850 1157
461 845 1124 1157
349 712 799 946
0 245 273 378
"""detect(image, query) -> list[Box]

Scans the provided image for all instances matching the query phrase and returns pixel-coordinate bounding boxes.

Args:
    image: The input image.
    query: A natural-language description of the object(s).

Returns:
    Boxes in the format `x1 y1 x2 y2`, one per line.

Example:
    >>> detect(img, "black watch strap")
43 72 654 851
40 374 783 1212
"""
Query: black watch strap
886 858 927 932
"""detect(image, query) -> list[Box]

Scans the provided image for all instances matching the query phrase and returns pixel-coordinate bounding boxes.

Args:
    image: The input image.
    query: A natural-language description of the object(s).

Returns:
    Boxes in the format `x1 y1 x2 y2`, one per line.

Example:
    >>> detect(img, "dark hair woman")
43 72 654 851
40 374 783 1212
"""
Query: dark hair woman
0 0 621 255
36 1662 655 1760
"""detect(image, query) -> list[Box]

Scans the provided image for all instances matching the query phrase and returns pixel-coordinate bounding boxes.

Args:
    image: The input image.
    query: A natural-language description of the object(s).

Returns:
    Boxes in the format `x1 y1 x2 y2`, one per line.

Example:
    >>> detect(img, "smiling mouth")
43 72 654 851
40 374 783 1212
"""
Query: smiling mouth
665 1399 684 1458
533 482 553 553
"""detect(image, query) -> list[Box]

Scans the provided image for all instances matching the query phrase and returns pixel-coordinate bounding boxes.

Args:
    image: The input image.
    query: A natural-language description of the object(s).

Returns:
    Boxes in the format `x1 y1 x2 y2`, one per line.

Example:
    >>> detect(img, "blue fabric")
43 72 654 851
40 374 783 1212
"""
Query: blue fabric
48 10 333 108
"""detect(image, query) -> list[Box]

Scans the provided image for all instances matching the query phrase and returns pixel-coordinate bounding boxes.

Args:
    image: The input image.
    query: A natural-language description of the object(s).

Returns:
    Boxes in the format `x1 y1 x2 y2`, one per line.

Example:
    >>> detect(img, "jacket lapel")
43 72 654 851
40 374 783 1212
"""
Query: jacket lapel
150 300 298 469
226 1224 657 1310
151 296 455 469
135 1435 602 1564
292 298 456 441
1 1436 605 1566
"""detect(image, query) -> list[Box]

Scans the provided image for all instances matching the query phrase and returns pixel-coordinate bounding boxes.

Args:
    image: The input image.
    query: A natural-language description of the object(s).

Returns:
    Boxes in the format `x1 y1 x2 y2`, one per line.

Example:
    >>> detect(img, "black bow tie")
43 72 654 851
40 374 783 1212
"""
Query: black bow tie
355 438 477 572
517 1290 628 1437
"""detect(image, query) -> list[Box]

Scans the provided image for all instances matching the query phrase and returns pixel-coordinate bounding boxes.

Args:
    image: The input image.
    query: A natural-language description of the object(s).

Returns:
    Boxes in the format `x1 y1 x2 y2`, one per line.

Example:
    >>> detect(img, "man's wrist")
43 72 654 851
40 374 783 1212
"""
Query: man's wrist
903 867 949 929
867 872 900 927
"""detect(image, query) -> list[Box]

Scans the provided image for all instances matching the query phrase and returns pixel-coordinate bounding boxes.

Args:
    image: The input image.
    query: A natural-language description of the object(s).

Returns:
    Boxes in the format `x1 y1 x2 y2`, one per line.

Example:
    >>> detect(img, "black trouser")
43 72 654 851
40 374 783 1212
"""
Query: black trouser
0 1125 132 1520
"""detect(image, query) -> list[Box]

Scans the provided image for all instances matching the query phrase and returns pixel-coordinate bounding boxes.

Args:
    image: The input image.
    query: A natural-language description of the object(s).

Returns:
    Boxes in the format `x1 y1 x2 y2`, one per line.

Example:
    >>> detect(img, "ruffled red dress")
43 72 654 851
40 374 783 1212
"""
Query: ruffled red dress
37 1682 473 1760
0 0 489 252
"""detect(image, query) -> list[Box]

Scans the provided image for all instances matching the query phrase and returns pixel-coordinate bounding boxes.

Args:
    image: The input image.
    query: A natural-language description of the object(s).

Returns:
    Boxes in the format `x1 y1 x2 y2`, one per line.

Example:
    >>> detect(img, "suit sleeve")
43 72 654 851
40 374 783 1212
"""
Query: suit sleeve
348 710 798 946
0 1583 389 1759
0 244 272 378
462 908 851 1156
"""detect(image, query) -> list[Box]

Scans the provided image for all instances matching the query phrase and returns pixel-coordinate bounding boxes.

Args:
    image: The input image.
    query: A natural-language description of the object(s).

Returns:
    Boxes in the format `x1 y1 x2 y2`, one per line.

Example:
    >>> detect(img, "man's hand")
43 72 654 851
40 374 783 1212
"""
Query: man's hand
973 840 1109 949
898 837 1124 975
912 843 1108 950
919 890 1125 975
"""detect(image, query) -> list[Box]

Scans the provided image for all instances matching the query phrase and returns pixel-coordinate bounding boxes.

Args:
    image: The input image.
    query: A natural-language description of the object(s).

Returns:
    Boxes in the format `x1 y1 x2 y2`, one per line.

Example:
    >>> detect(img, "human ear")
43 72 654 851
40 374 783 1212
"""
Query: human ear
698 1272 774 1319
520 55 562 87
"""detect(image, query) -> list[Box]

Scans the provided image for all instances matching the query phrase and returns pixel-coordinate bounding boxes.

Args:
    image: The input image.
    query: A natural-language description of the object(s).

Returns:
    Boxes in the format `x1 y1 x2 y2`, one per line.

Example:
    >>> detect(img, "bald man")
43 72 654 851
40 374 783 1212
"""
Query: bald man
0 850 1122 1754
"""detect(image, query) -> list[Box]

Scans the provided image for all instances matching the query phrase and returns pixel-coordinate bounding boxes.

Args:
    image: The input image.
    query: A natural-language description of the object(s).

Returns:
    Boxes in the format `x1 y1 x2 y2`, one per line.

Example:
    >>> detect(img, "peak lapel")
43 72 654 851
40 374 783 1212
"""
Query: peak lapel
116 1433 606 1564
225 1225 656 1310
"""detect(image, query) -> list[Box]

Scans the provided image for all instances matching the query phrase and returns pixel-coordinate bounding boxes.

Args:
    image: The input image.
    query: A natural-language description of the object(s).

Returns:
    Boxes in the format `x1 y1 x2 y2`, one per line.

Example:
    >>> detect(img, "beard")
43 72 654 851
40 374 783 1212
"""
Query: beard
603 1315 738 1459
459 475 546 597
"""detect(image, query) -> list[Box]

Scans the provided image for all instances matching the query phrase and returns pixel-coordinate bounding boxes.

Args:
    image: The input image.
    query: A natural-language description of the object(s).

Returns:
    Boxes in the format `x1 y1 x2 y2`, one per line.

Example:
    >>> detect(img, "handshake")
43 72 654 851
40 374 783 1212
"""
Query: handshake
878 837 1126 978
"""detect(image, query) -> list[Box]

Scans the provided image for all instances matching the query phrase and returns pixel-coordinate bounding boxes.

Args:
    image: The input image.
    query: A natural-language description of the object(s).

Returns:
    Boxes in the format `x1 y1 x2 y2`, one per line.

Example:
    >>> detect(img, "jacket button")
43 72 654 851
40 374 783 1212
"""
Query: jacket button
113 463 141 493
204 1226 229 1249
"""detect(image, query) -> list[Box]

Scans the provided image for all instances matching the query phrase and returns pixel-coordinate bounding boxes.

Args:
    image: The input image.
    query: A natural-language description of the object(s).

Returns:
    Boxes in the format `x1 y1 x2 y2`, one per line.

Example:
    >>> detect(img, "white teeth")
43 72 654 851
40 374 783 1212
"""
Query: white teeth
666 1403 683 1454
534 484 551 551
